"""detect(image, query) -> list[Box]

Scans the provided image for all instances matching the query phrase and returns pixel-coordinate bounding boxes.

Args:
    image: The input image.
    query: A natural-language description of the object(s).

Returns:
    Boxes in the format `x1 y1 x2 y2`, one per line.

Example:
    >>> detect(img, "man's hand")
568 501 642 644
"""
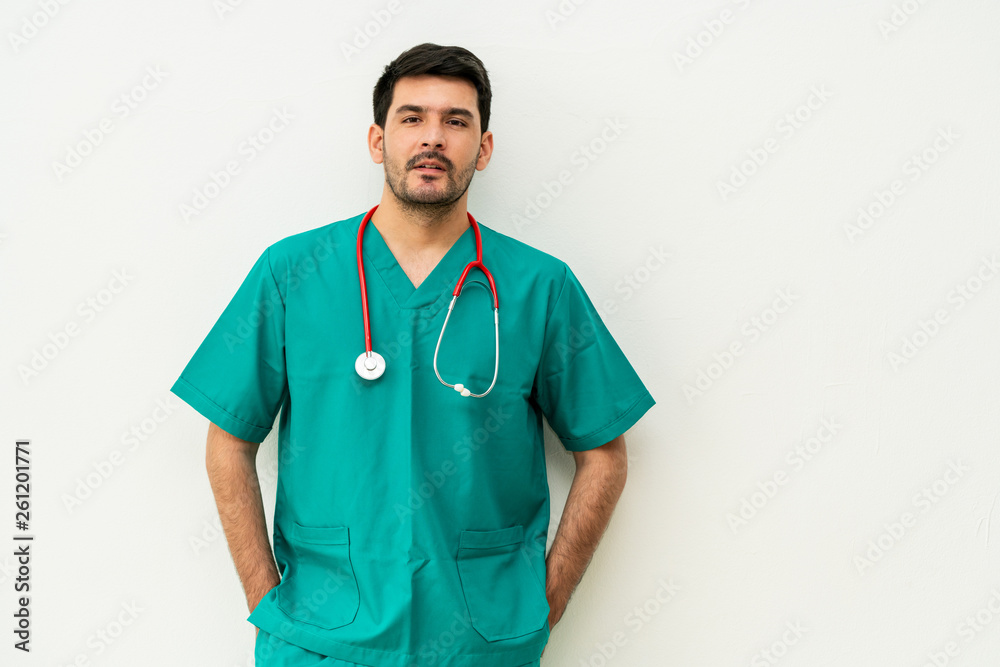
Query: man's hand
205 423 281 627
544 434 628 630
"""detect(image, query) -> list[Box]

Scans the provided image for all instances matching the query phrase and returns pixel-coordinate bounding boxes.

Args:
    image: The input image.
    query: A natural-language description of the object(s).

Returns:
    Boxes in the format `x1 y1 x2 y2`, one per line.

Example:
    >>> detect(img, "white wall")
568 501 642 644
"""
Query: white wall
4 1 999 665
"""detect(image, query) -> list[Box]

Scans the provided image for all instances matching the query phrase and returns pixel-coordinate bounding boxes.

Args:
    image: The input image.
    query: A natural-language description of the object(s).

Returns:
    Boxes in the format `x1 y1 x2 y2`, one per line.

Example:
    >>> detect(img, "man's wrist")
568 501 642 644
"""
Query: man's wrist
246 574 280 613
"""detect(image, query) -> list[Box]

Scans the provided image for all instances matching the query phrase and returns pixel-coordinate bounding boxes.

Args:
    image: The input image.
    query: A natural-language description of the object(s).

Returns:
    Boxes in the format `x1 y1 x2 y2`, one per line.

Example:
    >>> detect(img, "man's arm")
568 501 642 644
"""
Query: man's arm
544 433 628 630
205 422 281 636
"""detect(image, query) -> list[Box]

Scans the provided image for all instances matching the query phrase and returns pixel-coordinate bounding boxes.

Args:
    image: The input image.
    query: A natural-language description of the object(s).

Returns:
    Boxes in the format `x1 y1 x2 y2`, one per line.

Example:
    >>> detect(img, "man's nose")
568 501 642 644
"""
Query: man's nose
420 119 446 148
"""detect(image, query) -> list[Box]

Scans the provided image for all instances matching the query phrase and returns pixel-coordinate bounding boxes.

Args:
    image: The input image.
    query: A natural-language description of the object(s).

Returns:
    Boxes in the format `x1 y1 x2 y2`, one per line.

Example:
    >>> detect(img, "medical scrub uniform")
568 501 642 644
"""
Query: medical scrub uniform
170 210 656 666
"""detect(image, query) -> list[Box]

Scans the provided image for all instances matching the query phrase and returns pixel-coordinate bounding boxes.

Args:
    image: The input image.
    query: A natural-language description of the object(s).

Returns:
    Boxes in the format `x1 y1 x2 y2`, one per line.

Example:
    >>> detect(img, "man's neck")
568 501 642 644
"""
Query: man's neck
371 194 470 257
369 194 472 289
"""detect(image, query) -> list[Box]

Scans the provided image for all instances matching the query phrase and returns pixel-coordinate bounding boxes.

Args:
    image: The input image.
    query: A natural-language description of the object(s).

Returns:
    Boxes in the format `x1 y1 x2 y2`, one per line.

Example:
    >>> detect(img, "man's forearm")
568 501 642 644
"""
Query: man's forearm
544 436 628 628
205 426 281 614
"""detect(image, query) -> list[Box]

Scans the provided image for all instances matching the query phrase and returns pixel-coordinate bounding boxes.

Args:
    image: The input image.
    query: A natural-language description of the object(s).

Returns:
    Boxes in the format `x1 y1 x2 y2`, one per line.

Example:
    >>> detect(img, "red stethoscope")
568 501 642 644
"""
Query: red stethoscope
354 204 500 397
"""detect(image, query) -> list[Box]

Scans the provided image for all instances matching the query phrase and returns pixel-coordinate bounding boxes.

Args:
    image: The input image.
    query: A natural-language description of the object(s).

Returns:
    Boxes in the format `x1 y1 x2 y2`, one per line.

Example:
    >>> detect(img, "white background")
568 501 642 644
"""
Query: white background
3 1 999 665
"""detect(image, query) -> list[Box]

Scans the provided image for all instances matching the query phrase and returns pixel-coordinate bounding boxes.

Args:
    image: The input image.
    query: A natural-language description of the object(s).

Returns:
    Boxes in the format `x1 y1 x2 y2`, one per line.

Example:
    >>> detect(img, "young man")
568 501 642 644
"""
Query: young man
171 43 656 666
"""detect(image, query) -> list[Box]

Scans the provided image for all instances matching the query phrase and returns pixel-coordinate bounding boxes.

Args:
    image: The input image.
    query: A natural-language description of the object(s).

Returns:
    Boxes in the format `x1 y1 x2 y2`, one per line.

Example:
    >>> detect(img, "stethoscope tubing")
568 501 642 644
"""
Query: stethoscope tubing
356 204 499 396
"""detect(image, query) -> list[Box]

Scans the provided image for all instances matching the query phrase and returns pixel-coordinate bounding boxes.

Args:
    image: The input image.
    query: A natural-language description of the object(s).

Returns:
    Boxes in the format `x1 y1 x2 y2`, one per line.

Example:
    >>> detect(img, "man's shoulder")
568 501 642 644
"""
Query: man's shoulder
262 211 363 275
479 220 570 285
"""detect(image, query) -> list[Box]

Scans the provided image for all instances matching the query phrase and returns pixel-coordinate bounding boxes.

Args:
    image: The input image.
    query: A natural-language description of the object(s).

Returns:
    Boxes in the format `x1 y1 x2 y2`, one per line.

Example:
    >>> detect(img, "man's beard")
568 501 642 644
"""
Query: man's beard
383 147 479 217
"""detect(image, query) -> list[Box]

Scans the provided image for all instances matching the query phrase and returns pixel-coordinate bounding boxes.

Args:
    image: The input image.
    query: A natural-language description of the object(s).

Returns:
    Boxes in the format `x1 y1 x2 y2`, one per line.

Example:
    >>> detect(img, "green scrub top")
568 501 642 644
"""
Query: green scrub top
170 210 656 667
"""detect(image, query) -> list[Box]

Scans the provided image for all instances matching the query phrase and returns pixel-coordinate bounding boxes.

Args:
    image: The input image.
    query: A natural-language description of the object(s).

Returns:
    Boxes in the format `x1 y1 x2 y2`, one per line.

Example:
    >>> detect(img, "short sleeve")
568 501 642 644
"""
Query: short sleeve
169 247 288 443
531 264 656 451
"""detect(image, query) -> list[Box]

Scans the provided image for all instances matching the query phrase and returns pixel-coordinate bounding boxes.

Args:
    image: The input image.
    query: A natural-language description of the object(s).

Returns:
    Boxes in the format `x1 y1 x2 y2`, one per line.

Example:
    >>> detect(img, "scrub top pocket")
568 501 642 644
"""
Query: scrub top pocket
456 525 550 642
277 522 360 631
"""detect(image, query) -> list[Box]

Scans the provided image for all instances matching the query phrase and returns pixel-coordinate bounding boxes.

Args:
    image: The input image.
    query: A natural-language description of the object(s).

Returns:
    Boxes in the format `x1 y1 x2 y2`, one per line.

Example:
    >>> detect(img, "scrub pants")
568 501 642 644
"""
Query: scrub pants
255 630 542 666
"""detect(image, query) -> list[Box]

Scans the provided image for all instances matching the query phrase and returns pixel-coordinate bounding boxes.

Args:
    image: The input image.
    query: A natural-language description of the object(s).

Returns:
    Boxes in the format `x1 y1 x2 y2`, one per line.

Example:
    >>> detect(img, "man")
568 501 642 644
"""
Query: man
171 43 655 666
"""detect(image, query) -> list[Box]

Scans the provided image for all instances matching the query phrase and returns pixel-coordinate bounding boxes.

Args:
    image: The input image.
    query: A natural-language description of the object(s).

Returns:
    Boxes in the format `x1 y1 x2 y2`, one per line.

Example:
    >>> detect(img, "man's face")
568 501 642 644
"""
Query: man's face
371 75 492 212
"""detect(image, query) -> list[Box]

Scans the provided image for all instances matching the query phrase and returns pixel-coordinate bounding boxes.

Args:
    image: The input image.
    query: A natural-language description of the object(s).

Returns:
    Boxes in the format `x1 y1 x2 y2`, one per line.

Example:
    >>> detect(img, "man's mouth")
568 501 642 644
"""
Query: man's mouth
414 161 446 173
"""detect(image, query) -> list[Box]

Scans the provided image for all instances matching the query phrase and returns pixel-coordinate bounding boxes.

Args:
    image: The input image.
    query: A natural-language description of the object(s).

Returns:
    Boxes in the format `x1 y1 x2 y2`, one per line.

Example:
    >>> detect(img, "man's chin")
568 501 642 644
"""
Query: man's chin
404 197 458 208
401 185 457 206
392 190 462 210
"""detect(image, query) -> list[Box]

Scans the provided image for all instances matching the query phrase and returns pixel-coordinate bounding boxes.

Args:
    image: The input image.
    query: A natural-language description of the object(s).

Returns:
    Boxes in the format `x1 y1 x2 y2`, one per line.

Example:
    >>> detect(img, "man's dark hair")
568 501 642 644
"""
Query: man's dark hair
373 43 492 133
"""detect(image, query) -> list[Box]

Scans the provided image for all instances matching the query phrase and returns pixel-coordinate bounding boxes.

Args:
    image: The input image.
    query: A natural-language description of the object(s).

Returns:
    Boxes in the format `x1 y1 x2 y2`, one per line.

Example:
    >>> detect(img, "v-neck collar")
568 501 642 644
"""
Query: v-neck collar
351 210 478 312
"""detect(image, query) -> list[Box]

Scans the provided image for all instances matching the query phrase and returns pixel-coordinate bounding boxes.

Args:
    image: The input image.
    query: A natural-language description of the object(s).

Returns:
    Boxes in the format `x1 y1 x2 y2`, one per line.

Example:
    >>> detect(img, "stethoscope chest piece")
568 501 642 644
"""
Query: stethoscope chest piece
355 350 386 380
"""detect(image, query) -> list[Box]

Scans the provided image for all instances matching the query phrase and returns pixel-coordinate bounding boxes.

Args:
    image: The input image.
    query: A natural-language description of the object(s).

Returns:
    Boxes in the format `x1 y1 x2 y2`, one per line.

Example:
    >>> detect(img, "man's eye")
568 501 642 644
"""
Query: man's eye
400 117 465 126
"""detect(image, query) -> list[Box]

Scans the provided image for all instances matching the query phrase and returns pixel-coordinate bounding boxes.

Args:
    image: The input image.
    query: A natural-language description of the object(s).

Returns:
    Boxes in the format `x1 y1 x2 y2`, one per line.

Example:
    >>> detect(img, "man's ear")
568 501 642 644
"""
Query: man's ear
476 130 494 171
368 123 385 164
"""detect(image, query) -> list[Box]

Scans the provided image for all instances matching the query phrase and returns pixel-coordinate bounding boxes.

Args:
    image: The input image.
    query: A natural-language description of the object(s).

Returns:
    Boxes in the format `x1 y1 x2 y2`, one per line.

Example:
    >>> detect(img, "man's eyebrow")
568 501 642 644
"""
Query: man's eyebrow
393 104 474 119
